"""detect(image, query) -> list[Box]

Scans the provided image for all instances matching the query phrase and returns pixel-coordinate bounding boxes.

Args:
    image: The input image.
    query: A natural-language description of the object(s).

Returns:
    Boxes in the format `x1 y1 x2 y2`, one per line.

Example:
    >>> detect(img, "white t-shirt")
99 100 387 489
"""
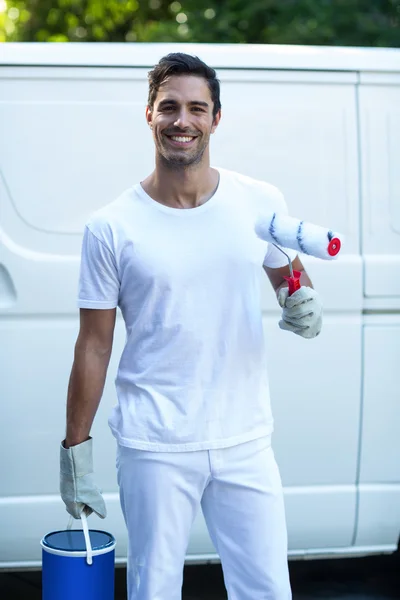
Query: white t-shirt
78 168 297 451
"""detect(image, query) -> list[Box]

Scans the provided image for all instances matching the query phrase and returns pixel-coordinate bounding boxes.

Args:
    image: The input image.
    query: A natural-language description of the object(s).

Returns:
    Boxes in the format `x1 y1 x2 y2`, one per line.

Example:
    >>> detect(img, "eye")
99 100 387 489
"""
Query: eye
192 107 206 112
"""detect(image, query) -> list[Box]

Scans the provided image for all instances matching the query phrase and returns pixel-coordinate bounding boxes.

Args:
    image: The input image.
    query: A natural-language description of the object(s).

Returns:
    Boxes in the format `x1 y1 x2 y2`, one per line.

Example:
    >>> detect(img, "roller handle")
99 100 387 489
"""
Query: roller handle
283 270 302 296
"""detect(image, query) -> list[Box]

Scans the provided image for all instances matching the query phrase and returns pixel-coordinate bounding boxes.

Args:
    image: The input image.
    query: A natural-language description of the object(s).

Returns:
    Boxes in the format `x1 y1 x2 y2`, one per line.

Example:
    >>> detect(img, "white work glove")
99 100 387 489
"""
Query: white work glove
277 286 323 339
60 437 107 519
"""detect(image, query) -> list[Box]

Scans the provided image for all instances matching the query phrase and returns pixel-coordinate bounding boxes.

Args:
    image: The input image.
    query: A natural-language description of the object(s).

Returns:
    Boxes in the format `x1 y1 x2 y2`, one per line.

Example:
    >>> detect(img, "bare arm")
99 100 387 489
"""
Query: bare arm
263 255 313 296
65 308 116 448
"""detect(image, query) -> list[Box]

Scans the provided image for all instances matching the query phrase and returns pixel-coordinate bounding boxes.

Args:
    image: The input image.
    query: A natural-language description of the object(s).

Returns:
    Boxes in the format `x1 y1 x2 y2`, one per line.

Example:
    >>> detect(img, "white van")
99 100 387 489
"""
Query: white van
1 43 399 569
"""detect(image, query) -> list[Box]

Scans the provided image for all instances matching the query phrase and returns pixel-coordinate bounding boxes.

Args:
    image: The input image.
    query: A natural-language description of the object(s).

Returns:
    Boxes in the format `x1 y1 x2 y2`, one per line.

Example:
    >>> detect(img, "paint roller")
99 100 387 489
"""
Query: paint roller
255 213 342 296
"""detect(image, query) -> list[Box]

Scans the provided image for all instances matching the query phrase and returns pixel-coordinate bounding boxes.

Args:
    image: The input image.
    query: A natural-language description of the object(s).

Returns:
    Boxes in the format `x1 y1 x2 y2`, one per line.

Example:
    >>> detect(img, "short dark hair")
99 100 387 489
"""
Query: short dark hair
147 53 221 119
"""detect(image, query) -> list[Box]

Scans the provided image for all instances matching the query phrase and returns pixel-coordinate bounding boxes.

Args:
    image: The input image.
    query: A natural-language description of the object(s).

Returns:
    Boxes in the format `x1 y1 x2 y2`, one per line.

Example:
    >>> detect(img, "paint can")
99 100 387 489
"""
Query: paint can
41 511 116 600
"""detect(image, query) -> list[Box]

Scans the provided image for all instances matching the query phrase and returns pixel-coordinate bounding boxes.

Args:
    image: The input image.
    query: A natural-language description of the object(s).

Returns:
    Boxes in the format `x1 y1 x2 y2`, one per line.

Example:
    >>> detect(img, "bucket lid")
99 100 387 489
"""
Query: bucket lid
42 529 115 552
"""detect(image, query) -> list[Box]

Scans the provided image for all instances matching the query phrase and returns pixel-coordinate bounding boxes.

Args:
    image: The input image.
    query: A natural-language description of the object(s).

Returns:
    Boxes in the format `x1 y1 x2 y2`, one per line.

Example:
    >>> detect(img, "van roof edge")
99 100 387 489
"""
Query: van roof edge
1 43 400 73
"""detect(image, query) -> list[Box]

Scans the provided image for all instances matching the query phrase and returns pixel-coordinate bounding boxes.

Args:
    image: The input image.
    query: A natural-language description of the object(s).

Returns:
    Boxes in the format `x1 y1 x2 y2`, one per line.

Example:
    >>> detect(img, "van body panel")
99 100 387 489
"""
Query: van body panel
360 83 400 298
359 320 400 483
355 485 400 547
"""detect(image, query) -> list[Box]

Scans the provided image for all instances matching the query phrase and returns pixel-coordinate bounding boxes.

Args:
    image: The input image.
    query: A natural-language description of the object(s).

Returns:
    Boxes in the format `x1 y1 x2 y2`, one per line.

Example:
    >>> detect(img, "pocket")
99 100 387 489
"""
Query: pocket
116 443 125 486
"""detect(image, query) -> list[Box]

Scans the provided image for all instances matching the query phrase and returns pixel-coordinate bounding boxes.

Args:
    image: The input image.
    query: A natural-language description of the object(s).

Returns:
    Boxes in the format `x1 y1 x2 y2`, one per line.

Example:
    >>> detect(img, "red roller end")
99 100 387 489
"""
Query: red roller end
328 237 341 257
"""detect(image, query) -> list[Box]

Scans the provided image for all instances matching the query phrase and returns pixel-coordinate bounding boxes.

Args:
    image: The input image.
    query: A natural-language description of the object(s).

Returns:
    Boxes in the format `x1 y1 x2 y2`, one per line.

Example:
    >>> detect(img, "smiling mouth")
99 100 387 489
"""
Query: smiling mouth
165 134 197 145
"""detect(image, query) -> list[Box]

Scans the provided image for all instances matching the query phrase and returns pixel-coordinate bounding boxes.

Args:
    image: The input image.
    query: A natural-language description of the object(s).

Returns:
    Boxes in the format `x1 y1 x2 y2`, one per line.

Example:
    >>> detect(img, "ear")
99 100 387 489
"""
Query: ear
145 105 153 128
211 109 222 134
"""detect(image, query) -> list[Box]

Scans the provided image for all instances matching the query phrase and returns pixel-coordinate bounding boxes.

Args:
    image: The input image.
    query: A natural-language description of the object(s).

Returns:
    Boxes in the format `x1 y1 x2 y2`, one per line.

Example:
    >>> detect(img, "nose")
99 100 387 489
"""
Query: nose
174 107 190 129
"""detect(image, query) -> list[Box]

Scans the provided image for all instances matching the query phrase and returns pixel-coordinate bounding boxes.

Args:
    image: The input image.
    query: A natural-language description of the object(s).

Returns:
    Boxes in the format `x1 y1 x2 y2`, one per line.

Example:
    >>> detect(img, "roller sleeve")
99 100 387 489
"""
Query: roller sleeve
255 213 343 260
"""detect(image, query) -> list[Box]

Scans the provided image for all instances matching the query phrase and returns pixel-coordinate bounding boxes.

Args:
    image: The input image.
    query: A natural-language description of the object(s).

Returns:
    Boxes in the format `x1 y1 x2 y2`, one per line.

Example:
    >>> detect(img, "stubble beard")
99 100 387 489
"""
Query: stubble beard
157 133 209 171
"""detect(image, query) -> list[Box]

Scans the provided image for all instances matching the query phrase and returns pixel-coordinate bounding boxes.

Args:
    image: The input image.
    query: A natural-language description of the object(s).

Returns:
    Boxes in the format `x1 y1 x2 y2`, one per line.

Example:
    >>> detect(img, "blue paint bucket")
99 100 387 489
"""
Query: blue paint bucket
41 512 116 600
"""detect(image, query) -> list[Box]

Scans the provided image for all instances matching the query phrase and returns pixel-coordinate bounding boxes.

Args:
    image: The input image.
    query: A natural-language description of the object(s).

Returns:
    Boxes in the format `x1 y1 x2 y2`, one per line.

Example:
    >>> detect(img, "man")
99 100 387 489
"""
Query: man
60 53 322 600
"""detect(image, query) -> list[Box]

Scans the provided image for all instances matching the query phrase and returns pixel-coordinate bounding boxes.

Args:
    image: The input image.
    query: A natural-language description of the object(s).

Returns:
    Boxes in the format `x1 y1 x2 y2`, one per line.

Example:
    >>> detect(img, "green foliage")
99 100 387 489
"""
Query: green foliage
1 0 399 46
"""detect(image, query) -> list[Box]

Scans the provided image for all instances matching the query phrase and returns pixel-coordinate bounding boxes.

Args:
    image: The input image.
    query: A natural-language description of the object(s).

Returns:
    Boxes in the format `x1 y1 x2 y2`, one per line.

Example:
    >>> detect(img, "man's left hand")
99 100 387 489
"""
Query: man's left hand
277 286 322 339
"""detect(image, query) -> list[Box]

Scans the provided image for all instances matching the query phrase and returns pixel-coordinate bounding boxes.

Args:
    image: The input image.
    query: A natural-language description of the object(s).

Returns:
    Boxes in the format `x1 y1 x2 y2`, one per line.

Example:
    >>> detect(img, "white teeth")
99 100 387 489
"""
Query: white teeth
170 136 194 143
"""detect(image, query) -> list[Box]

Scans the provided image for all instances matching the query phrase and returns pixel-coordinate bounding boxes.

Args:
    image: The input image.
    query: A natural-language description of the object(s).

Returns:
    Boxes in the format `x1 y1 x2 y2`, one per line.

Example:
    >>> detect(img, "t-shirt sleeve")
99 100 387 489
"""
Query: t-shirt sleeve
262 187 298 269
77 225 120 309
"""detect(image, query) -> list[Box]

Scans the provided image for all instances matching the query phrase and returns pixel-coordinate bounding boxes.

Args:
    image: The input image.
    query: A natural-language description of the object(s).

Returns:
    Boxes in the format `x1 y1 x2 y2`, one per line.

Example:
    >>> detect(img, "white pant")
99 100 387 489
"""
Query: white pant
116 436 291 600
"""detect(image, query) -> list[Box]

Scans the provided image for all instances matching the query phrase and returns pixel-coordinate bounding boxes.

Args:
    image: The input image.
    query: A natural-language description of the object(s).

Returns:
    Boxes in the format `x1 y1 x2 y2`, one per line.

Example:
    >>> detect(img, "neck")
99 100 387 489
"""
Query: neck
142 152 219 209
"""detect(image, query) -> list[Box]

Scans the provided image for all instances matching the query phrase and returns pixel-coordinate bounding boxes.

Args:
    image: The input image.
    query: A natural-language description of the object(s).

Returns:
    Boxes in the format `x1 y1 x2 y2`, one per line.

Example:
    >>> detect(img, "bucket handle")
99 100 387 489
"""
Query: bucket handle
67 508 93 565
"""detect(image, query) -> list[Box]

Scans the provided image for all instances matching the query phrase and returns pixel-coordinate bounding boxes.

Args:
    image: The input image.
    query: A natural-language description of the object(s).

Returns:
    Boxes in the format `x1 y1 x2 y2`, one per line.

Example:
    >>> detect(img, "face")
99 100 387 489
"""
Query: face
146 75 221 168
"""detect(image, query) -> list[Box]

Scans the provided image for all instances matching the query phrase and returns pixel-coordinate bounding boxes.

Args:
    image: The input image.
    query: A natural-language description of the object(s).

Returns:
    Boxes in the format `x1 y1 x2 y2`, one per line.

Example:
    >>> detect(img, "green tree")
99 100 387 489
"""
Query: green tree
1 0 399 46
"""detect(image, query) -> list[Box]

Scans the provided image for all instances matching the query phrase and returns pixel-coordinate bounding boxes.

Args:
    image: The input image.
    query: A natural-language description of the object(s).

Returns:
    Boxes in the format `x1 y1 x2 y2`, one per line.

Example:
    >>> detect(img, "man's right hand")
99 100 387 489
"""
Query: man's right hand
60 437 107 519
